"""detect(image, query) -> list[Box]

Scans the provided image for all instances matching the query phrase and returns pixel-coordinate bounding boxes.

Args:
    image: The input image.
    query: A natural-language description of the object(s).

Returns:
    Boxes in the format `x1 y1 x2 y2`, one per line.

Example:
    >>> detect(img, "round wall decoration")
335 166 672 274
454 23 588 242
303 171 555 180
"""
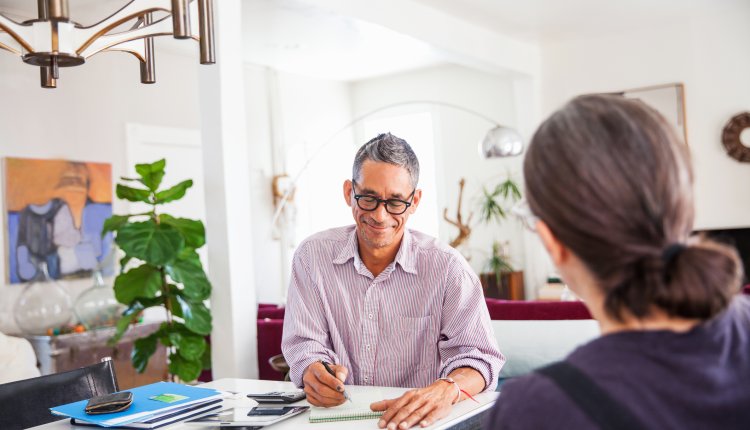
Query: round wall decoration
722 112 750 162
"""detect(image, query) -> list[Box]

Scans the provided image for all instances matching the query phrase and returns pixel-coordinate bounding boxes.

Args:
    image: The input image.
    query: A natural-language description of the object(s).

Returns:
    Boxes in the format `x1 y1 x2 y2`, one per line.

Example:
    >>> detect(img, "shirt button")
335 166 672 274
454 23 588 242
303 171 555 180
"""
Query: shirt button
368 313 373 319
364 377 368 382
366 345 371 351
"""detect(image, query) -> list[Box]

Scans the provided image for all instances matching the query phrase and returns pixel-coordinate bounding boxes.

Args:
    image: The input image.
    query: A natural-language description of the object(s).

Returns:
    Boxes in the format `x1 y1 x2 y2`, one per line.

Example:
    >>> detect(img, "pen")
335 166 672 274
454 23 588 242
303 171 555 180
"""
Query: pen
321 361 352 403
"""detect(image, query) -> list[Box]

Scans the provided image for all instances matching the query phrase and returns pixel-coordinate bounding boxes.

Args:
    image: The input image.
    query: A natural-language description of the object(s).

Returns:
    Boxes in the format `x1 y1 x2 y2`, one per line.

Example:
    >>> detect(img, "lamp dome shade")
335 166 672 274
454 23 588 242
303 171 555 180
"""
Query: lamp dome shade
480 126 524 158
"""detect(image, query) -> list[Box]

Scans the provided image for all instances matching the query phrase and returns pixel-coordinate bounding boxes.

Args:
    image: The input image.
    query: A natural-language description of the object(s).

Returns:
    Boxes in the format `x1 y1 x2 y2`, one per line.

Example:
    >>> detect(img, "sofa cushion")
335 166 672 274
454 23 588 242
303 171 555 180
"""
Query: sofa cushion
493 319 600 379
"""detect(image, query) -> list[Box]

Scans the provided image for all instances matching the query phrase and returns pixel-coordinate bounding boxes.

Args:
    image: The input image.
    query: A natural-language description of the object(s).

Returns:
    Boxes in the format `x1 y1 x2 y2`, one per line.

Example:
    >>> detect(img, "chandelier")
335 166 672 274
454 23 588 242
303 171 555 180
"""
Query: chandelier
0 0 215 88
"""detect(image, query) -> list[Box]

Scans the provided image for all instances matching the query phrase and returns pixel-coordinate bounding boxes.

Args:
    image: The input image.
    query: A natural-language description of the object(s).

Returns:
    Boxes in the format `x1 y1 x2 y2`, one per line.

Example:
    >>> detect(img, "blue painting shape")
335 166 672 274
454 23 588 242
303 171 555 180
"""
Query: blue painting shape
79 202 114 276
8 212 19 284
8 201 114 283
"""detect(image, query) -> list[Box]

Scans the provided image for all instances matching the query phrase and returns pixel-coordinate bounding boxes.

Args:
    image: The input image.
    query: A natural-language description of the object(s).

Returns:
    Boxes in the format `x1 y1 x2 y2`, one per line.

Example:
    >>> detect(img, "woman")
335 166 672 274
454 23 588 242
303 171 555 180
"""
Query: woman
488 95 750 429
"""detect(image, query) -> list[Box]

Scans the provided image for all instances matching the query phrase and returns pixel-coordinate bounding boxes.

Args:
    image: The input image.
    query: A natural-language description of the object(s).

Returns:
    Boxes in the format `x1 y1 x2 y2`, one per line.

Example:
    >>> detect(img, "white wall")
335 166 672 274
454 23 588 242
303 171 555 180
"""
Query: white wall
243 66 354 304
351 64 527 276
541 0 750 230
0 47 202 333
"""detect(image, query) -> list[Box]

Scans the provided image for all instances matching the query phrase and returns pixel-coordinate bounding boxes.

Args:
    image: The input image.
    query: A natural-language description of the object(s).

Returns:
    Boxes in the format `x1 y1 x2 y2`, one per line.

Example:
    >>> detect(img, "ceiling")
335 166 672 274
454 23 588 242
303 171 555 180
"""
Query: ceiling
0 0 447 81
410 0 698 43
0 0 707 81
240 0 445 81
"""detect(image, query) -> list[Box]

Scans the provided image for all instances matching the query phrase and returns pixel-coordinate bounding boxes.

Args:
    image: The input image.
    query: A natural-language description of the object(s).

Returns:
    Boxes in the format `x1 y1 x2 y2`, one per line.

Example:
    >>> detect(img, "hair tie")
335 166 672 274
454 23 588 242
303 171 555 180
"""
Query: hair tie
662 243 686 266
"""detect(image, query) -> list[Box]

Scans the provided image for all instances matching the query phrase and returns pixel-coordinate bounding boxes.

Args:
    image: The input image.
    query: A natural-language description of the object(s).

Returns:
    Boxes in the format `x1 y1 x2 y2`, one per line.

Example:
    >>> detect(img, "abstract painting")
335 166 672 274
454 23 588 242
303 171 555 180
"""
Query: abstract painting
4 158 114 283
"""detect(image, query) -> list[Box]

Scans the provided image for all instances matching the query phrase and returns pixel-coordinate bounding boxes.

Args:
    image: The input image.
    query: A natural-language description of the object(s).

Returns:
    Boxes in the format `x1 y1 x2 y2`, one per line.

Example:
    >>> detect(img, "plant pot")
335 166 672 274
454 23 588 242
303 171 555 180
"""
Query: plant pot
480 271 525 300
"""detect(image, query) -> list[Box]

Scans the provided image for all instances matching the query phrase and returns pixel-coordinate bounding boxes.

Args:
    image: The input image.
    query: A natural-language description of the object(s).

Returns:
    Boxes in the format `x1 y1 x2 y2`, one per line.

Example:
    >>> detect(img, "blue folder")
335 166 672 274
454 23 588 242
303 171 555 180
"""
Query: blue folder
50 381 222 427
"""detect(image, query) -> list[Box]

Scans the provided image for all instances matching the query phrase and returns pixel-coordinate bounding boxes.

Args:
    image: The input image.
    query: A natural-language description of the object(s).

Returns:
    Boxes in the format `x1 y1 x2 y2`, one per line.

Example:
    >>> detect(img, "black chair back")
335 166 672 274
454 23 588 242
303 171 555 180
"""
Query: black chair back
0 358 119 429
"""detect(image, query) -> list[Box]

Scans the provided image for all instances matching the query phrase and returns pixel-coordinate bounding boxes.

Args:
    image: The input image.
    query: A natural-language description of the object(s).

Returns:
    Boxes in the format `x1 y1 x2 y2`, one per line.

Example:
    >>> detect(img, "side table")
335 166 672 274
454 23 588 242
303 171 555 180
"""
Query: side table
23 322 168 389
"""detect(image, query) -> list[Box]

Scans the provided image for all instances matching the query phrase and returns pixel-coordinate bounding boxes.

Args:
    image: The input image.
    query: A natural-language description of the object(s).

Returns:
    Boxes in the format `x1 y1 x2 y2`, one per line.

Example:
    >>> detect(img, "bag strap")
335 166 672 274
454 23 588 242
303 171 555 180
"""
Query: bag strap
536 362 648 430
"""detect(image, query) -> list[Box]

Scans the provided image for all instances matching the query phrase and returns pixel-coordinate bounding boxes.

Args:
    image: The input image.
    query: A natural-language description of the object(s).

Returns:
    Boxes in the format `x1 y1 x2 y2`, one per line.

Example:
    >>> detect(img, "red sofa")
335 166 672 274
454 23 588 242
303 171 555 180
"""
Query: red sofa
485 298 591 320
245 289 750 381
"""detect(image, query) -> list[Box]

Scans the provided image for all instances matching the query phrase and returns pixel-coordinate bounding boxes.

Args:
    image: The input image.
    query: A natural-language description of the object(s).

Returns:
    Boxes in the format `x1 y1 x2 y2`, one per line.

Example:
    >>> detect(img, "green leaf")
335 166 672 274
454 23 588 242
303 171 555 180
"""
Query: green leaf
156 322 175 346
102 215 131 237
155 180 193 204
168 287 184 318
119 255 133 274
480 187 506 224
116 222 184 265
201 345 212 370
132 334 158 373
114 264 163 303
108 302 144 346
116 184 152 203
167 253 211 302
171 332 206 361
159 214 205 249
174 295 212 335
168 353 203 382
135 159 166 191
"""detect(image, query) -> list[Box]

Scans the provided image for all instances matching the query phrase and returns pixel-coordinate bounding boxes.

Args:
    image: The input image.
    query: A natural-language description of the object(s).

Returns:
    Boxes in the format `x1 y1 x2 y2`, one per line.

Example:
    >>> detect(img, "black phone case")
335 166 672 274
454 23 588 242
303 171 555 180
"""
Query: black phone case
85 391 133 414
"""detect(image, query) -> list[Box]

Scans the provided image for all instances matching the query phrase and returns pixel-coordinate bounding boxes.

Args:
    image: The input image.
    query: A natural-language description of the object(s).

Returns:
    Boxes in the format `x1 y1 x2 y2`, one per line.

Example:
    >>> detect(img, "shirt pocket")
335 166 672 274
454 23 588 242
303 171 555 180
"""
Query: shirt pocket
383 315 437 370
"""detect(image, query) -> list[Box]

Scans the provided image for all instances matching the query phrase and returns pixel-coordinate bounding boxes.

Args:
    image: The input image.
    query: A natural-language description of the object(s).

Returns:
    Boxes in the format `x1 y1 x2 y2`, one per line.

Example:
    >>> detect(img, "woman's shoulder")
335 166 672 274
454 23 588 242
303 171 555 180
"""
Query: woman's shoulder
707 294 750 345
488 370 594 429
724 294 750 323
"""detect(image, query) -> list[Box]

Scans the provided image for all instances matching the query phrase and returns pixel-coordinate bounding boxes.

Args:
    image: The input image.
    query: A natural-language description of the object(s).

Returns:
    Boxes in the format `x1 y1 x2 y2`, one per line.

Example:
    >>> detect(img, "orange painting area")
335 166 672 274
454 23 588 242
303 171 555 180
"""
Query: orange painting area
5 158 112 229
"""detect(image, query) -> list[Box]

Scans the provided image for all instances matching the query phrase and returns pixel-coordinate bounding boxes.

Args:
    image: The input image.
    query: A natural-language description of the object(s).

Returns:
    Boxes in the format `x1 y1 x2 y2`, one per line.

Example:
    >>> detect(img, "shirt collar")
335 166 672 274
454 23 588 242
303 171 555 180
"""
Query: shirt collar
332 226 418 276
333 227 359 266
394 228 418 275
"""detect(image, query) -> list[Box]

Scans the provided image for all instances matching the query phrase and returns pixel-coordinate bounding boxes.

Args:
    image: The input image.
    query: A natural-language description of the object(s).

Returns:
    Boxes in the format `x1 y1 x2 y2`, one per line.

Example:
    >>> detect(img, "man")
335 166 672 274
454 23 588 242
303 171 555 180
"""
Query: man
282 133 504 430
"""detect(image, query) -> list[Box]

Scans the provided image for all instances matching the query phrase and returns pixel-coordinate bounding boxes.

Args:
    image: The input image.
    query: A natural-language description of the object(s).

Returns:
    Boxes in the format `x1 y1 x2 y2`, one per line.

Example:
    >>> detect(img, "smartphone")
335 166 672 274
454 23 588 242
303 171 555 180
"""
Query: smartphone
184 406 309 427
246 390 306 404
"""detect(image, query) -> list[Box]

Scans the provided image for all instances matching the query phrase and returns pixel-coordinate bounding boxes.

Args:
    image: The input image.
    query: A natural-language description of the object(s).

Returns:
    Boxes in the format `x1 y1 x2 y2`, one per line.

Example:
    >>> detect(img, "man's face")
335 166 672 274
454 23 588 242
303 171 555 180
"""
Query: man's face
343 160 421 250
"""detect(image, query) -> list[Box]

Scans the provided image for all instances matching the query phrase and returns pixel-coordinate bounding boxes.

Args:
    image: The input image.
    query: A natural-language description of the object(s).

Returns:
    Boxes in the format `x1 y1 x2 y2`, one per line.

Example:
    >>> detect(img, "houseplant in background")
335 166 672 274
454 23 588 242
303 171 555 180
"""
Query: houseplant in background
102 159 211 382
478 176 525 300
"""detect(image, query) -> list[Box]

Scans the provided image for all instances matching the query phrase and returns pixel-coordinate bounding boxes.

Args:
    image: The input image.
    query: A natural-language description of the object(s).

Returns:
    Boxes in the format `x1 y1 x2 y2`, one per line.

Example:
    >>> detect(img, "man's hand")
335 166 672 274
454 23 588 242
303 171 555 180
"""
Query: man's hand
370 380 457 429
302 362 349 407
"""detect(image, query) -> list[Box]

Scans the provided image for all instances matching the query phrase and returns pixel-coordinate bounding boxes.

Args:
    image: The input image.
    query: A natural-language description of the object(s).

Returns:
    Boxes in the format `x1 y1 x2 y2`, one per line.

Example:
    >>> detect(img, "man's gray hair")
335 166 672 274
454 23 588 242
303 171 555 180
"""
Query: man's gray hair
352 133 420 188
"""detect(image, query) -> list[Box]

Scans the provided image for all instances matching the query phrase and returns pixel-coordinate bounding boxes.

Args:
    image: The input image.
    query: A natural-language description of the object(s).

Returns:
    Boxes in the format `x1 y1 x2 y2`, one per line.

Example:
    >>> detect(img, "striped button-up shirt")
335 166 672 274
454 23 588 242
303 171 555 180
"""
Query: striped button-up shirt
281 225 504 391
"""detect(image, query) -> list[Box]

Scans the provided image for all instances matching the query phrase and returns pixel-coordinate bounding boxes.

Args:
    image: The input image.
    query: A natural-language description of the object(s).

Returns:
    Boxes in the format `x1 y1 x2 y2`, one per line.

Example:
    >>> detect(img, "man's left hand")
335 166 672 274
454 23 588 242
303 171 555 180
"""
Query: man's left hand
370 379 457 429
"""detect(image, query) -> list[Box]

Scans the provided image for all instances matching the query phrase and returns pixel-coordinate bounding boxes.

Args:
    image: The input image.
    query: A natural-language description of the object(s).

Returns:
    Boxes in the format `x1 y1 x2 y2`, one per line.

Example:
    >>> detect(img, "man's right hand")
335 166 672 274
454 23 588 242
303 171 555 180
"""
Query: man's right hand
302 362 349 407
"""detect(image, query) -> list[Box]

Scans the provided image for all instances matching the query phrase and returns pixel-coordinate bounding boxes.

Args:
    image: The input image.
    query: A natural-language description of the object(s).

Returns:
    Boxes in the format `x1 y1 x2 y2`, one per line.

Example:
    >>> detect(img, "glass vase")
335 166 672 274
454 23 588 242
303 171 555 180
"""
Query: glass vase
74 270 124 330
13 262 73 335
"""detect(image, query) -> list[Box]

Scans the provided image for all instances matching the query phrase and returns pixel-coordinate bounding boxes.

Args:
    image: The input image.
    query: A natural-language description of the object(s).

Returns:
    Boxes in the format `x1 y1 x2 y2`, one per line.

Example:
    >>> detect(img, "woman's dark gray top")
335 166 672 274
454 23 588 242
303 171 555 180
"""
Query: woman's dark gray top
487 295 750 429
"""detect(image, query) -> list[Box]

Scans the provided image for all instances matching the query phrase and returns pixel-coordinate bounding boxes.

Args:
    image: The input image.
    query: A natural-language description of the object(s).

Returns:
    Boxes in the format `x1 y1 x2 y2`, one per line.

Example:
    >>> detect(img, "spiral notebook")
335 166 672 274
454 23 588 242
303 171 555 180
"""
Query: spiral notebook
308 390 384 423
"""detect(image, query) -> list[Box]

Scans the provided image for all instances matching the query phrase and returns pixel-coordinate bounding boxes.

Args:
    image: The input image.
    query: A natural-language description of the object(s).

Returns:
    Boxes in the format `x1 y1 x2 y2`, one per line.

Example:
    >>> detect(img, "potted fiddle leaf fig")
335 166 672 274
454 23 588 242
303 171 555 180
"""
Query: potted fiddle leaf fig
103 159 211 382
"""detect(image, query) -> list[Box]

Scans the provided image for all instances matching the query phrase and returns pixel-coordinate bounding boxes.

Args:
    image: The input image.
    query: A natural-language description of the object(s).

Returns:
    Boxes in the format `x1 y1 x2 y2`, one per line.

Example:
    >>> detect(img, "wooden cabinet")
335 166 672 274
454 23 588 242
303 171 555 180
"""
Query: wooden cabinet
24 322 168 389
480 271 525 300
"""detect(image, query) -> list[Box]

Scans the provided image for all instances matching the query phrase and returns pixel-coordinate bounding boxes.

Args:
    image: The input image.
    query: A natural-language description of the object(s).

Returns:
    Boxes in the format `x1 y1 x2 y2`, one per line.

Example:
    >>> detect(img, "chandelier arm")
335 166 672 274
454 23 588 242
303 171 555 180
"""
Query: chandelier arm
140 12 155 83
130 17 145 31
74 0 171 55
100 39 146 62
79 15 172 59
0 14 33 53
0 33 22 55
196 0 214 64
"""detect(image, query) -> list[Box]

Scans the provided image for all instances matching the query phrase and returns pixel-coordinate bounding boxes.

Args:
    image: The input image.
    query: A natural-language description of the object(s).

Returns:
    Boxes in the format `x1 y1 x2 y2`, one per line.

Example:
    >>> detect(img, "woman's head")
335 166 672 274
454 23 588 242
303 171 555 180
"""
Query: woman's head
525 94 741 321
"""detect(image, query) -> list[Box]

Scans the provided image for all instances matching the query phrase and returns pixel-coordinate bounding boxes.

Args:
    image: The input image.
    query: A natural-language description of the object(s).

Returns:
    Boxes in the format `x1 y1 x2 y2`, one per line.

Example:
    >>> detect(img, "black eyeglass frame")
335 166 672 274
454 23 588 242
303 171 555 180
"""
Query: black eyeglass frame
351 181 416 215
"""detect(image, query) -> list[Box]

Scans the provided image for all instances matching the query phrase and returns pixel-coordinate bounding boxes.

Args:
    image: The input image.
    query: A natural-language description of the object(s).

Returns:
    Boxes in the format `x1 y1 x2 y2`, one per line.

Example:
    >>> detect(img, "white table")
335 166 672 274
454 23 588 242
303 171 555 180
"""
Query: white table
32 378 498 430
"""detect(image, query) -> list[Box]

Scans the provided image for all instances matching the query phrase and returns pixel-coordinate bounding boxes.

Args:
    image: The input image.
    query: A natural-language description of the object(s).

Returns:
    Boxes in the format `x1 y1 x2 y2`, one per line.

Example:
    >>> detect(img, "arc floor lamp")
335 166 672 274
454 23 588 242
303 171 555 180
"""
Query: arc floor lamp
270 99 525 230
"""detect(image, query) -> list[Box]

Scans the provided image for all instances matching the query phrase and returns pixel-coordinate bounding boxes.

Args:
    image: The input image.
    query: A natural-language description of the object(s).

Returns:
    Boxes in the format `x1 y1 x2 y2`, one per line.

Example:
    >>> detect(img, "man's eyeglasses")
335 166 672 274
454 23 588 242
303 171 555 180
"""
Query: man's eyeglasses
511 199 540 232
352 181 415 215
